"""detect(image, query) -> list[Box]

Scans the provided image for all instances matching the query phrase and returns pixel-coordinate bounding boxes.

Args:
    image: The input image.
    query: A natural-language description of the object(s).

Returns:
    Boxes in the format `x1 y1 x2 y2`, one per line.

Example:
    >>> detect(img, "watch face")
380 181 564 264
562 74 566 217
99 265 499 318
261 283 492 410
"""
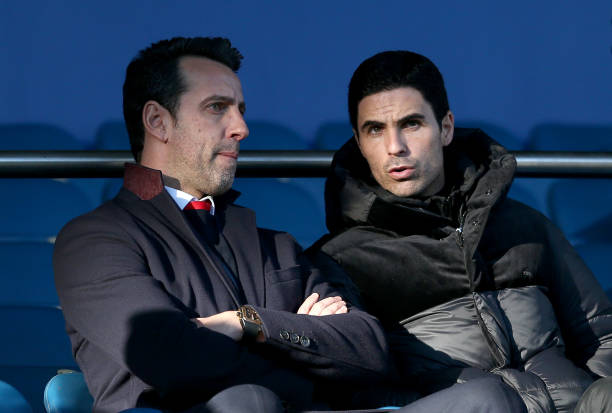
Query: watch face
244 306 255 320
239 306 261 325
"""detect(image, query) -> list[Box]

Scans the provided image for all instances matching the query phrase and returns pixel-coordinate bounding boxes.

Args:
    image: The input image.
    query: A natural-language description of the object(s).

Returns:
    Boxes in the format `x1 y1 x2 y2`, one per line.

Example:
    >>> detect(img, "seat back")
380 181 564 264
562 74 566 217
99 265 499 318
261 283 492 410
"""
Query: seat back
575 243 612 298
240 120 309 150
43 372 92 413
525 123 612 151
0 242 58 306
548 179 612 245
456 121 524 151
0 380 32 413
0 179 92 243
314 121 352 150
233 178 326 248
92 120 130 150
0 306 76 413
0 123 84 150
523 123 612 223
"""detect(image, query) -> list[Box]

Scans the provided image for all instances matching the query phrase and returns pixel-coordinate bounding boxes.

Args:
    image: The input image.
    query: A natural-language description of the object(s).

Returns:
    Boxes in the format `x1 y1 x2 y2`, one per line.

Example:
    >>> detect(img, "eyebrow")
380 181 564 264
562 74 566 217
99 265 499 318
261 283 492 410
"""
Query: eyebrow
359 113 426 133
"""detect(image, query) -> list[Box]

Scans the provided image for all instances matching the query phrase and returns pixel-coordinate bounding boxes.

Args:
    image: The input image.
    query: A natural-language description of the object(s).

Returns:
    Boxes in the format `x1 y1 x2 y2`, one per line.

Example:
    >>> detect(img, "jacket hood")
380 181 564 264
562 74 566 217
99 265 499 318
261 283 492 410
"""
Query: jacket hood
324 128 517 234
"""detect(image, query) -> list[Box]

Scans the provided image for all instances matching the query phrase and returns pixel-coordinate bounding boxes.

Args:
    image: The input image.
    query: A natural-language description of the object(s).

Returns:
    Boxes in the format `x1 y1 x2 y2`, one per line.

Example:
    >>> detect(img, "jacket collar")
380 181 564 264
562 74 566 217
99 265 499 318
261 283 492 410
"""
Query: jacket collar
324 128 516 234
122 162 240 205
123 163 165 200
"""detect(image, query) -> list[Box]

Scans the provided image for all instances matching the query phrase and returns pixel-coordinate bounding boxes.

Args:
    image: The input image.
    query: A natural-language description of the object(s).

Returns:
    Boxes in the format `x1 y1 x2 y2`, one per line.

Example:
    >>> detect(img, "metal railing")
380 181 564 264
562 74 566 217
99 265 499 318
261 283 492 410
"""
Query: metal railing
1 151 612 178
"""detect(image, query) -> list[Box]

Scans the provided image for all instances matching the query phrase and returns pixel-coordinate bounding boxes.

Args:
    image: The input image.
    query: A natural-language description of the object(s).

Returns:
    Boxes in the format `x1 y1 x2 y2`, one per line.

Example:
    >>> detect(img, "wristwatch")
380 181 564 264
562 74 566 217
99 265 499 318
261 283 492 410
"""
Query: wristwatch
236 305 263 341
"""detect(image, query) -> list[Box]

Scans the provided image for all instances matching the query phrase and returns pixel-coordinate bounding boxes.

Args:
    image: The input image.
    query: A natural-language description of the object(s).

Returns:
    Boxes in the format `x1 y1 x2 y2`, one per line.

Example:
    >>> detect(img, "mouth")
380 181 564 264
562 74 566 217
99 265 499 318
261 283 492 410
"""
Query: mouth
388 165 415 180
218 151 238 160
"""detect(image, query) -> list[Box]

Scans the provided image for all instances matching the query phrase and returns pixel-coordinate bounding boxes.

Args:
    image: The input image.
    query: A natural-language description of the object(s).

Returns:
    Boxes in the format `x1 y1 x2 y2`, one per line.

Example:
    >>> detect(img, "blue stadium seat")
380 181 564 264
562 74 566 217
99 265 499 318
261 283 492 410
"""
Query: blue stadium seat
232 178 326 248
456 121 524 151
68 177 110 209
240 120 309 150
0 380 32 413
0 179 92 243
43 371 92 413
510 178 553 219
70 120 130 207
92 120 130 150
0 179 87 412
44 372 164 413
237 120 325 239
100 178 124 202
575 243 612 299
0 242 58 306
522 123 612 221
314 121 353 150
0 123 84 150
507 180 545 214
547 180 612 245
525 123 612 151
0 306 76 413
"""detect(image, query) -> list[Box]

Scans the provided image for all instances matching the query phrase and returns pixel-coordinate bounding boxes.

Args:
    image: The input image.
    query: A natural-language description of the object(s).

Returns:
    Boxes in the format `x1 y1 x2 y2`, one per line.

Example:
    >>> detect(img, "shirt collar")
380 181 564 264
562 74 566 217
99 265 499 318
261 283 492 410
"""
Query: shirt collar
165 186 216 215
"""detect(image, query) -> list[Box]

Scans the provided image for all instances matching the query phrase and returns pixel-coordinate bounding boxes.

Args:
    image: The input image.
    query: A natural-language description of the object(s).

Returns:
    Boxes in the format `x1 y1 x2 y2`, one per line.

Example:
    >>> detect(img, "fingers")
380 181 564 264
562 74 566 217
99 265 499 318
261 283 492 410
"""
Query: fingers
297 292 319 314
297 293 349 316
309 296 346 316
318 299 347 316
335 304 348 314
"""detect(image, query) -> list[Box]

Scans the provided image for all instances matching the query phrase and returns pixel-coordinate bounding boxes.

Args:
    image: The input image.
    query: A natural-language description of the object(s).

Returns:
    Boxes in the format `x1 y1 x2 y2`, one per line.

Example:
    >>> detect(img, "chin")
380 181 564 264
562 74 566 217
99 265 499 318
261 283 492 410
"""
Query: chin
383 182 420 198
212 174 235 196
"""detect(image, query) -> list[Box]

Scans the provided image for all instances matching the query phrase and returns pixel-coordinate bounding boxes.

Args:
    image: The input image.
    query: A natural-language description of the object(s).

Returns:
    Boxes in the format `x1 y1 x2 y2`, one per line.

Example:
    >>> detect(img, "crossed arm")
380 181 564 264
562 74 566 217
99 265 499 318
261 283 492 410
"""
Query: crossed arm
193 293 348 341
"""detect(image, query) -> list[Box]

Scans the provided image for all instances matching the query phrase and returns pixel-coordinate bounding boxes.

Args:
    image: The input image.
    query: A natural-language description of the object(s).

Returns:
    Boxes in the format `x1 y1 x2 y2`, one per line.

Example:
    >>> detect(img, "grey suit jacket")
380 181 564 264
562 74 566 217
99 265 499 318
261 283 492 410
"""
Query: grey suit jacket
54 163 389 413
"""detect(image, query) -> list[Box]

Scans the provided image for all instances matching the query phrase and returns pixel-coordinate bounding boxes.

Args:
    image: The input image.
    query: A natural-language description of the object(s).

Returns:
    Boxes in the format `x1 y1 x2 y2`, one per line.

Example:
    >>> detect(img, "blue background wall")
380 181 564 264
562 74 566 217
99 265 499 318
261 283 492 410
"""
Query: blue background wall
1 1 611 146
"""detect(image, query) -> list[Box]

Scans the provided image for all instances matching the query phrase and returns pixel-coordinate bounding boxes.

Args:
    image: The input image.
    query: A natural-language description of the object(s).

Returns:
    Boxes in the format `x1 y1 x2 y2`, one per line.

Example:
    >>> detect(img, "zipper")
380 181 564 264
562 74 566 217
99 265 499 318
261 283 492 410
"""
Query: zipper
455 203 467 248
456 200 507 369
472 293 506 369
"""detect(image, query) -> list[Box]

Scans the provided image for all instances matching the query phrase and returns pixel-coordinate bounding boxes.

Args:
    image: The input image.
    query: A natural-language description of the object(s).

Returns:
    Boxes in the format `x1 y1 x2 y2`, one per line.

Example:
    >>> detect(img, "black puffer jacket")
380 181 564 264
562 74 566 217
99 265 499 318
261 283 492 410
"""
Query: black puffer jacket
314 129 612 413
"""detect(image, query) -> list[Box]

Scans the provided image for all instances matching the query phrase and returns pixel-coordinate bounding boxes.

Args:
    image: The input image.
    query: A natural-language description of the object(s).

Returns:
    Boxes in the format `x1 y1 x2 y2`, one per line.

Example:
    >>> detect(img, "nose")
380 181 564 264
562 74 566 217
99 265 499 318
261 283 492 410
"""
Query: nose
385 128 407 156
228 108 249 141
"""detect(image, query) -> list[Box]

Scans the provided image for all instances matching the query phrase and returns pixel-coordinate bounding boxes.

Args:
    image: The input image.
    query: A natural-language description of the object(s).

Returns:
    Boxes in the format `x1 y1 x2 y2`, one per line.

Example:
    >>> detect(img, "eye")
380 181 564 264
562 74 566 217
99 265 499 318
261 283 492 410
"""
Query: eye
367 125 383 136
402 119 421 130
207 102 226 113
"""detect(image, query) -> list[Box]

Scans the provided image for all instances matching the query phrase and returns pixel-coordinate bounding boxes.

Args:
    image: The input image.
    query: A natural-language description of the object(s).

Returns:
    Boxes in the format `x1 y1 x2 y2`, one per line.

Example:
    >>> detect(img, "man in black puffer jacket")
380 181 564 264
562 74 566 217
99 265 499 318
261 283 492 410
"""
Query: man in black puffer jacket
311 50 612 413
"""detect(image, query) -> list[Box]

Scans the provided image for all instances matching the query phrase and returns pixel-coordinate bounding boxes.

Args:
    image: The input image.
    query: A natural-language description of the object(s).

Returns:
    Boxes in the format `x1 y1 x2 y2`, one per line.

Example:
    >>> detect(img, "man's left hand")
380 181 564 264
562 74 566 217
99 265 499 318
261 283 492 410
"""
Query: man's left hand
297 293 348 316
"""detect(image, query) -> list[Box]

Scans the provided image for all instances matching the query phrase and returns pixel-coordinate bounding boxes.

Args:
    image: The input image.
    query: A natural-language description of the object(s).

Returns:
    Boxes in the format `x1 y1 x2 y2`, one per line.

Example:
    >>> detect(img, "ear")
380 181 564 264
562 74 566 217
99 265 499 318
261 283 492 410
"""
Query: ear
440 111 454 147
142 101 171 144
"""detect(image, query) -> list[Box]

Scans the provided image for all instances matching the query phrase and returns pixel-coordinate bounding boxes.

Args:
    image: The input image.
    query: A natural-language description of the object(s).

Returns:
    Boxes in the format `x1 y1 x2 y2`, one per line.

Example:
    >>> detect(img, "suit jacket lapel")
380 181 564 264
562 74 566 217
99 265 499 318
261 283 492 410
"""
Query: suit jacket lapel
221 205 265 306
117 188 244 307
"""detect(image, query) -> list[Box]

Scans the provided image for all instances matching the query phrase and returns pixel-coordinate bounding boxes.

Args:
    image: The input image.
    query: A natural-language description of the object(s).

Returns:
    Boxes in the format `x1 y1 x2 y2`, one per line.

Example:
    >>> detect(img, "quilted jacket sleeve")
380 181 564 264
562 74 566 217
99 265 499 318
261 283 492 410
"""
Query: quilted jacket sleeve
544 221 612 378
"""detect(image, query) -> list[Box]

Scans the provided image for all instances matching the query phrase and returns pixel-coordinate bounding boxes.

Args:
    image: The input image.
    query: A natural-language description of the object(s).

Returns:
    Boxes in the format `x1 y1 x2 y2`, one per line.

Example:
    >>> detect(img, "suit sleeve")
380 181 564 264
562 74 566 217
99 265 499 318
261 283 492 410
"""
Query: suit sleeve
54 213 304 396
543 220 612 378
252 233 391 382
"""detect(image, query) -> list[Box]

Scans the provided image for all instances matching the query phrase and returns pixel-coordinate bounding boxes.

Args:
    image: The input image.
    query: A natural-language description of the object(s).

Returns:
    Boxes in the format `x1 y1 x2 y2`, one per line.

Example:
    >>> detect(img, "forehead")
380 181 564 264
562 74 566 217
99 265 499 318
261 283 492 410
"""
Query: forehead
357 87 434 123
178 56 243 98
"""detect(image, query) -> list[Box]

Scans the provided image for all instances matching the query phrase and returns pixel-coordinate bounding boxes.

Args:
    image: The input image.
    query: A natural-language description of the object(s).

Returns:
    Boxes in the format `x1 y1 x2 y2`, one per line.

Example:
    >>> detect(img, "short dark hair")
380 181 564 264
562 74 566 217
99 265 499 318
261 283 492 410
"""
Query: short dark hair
123 37 243 162
348 51 449 134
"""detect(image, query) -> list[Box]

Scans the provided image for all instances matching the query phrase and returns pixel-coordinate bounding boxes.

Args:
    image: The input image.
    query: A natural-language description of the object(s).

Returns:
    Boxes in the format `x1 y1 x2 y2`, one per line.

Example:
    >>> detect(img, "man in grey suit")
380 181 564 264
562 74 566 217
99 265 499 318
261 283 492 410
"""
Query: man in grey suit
54 37 526 413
